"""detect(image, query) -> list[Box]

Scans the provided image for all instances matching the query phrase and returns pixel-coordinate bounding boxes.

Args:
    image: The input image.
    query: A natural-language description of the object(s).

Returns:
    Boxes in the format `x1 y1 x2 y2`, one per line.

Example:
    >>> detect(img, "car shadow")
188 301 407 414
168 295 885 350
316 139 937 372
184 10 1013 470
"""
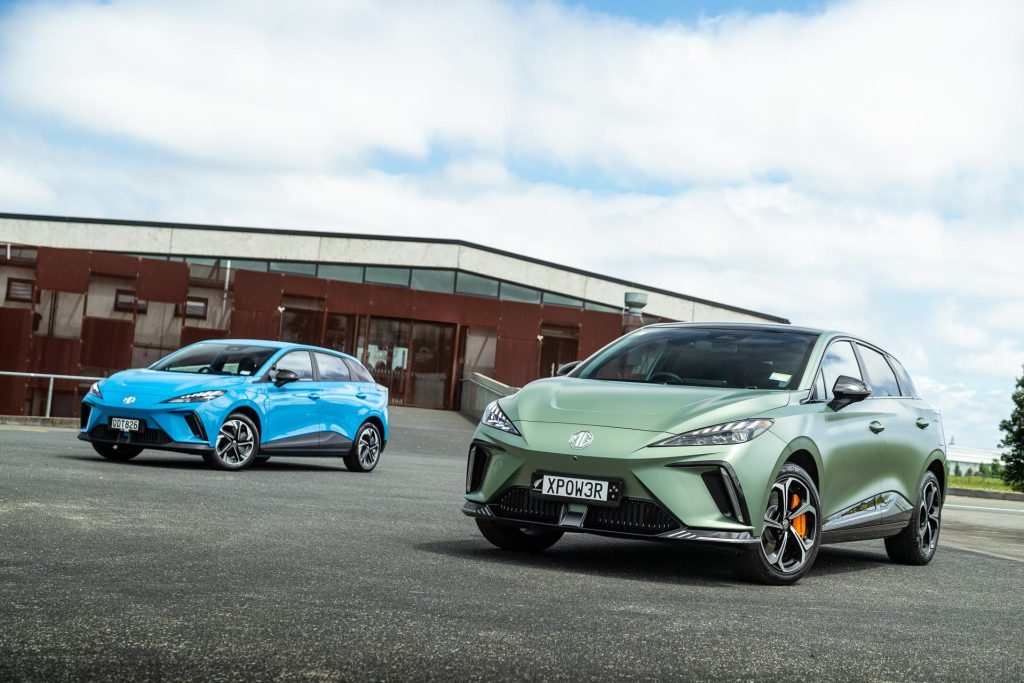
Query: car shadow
417 536 892 586
59 454 349 472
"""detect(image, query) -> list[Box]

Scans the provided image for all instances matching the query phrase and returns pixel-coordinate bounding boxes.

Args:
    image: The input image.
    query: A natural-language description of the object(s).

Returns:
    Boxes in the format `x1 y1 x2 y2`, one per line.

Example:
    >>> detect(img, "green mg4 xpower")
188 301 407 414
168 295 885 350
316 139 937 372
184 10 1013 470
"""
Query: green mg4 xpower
461 323 946 584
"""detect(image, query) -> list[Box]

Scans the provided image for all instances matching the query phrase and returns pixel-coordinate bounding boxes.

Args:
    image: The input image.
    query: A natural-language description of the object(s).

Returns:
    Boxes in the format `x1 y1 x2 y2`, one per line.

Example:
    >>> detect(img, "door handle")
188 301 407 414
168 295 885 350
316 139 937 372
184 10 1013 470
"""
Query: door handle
308 393 321 401
916 418 930 429
356 393 367 399
869 421 885 434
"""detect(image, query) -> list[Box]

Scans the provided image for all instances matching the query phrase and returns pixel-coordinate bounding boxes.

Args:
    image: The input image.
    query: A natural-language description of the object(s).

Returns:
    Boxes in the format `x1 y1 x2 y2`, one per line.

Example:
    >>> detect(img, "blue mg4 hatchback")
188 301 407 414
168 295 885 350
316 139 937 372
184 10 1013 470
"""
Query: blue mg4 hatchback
79 340 389 471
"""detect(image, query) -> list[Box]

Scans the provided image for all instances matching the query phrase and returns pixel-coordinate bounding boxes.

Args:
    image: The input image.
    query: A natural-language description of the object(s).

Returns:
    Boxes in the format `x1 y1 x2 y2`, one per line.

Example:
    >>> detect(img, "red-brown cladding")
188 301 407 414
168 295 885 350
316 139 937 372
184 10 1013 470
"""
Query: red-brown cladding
137 258 189 303
36 247 91 293
81 317 134 370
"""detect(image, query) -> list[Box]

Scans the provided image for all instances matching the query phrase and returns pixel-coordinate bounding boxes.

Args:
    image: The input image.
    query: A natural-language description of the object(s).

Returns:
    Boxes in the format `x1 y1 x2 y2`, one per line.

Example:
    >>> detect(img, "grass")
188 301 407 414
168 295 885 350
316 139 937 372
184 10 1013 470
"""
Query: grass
948 475 1017 493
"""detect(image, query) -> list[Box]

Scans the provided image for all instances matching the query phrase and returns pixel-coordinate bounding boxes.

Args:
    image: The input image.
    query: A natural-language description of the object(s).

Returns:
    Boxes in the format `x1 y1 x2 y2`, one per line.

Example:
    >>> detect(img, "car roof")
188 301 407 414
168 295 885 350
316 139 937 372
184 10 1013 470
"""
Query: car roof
643 322 897 358
192 339 361 362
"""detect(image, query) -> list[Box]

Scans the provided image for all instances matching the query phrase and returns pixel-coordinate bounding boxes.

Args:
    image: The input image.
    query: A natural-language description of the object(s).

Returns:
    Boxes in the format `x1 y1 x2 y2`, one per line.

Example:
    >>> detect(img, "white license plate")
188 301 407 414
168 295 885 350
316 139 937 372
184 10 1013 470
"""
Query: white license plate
533 473 613 502
110 417 141 432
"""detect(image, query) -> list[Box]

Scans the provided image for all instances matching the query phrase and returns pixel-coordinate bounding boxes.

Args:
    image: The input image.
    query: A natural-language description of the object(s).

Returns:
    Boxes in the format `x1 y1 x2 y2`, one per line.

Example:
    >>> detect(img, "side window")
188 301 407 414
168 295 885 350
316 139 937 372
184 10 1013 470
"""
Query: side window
888 356 918 398
858 345 901 397
344 358 375 383
275 351 314 381
820 341 861 399
314 353 351 382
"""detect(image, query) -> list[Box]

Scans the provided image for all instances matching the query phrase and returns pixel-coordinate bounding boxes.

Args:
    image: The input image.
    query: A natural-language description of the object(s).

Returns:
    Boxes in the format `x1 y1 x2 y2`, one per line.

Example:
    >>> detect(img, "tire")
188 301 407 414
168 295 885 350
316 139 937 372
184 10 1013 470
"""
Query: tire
92 442 143 461
885 471 942 565
735 462 822 585
475 519 564 552
344 422 383 473
203 412 260 471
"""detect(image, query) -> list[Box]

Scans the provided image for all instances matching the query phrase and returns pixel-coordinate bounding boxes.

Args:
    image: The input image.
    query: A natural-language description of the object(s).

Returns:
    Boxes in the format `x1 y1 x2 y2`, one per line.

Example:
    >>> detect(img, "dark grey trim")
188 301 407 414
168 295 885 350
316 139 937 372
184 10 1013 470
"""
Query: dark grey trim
77 431 213 455
664 460 751 525
821 491 914 542
259 431 352 456
0 211 789 323
460 500 758 545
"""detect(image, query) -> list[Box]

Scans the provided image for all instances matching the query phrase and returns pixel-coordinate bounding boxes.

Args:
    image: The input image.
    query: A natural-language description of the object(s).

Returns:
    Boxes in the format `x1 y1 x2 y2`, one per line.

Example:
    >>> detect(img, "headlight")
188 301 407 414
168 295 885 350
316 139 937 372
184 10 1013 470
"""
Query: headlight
481 400 521 436
88 382 102 398
163 390 226 404
652 418 774 447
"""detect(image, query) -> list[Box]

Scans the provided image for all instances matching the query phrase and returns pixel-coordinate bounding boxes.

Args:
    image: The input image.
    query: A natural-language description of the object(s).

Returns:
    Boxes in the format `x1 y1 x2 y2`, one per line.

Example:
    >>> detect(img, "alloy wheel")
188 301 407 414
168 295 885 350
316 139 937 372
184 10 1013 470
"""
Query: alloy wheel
919 480 941 553
760 476 818 574
357 427 381 469
215 419 256 466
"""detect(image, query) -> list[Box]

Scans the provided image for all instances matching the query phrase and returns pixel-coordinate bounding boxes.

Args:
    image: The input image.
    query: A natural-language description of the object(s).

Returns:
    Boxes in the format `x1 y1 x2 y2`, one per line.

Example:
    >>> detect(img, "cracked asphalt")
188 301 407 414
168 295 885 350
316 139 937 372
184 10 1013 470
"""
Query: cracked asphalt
1 408 1022 681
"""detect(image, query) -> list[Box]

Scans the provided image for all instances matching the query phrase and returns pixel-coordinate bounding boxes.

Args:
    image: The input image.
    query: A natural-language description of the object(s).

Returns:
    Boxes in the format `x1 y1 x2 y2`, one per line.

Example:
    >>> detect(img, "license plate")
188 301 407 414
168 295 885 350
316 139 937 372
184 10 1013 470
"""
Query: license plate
531 472 621 505
110 417 141 432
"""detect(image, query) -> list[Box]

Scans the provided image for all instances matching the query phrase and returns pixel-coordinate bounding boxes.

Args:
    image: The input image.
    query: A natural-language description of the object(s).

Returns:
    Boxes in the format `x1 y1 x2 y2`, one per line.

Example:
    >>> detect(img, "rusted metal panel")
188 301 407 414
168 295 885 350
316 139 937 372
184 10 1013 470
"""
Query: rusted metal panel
0 307 34 371
81 317 134 370
410 290 473 325
0 377 27 414
365 284 415 319
36 247 90 293
31 335 82 391
325 280 370 315
233 271 283 312
91 252 140 278
539 304 583 327
229 310 280 340
180 326 228 346
498 301 542 340
578 310 624 358
137 258 189 303
281 273 327 299
494 337 540 388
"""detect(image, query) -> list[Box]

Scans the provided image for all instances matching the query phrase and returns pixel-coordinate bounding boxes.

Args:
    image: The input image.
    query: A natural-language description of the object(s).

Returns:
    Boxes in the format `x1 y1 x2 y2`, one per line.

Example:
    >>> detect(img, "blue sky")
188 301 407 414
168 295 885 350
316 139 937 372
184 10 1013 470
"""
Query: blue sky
0 0 1020 449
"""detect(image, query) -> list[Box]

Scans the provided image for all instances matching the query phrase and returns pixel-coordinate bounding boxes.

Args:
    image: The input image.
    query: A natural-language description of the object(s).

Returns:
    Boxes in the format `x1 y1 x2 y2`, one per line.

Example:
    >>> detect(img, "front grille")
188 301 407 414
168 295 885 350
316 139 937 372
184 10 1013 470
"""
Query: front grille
491 487 561 525
585 498 680 536
702 471 735 519
79 403 91 430
88 424 172 446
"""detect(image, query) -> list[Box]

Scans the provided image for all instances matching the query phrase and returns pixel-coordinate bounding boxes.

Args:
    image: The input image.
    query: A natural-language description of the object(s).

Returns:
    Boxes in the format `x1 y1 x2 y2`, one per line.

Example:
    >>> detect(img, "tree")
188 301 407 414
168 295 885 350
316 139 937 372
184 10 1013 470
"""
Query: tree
953 463 962 477
1000 365 1024 492
978 462 990 478
965 467 974 477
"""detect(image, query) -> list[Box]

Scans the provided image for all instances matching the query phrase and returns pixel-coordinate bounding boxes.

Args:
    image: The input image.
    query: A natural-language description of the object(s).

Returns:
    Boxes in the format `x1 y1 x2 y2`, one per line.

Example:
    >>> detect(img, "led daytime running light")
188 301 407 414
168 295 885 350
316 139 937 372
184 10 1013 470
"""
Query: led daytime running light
653 418 774 447
481 400 521 436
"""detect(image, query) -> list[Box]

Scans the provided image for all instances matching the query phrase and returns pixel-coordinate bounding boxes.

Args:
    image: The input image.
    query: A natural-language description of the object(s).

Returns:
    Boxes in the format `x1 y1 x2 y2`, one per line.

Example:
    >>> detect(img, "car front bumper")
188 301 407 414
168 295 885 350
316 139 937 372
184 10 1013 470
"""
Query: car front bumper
79 396 218 455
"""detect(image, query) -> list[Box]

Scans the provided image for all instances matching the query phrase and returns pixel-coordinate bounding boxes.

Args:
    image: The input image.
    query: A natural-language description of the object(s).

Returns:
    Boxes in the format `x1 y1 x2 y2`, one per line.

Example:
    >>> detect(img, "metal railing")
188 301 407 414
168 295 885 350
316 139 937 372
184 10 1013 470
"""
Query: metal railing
0 370 103 418
458 373 518 420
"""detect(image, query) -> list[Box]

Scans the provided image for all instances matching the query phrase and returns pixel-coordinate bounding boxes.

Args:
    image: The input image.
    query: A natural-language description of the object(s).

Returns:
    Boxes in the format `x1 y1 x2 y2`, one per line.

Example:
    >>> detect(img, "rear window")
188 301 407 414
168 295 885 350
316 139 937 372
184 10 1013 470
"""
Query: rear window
577 327 818 390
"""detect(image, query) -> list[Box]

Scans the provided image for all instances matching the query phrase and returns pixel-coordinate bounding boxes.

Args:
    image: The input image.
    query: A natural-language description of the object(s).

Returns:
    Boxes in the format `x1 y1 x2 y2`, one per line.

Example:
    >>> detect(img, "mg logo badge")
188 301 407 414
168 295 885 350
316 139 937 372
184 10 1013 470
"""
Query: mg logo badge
123 396 136 405
568 430 594 450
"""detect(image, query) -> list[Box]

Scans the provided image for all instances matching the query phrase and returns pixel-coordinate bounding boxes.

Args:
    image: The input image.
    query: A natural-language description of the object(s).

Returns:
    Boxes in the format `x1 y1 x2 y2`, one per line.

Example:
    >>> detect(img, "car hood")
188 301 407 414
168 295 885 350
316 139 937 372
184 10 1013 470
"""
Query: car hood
99 369 249 398
507 376 792 434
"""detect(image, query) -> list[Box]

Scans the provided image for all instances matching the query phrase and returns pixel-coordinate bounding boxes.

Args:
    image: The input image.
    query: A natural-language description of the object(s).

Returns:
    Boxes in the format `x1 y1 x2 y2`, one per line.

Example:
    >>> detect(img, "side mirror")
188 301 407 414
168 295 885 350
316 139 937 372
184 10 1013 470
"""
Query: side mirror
829 375 871 409
556 360 581 377
273 368 300 387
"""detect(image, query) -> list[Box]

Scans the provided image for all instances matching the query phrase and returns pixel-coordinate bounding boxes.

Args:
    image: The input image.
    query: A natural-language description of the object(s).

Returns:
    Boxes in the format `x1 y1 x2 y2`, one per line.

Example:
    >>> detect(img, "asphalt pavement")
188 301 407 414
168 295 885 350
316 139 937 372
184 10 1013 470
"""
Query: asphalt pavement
1 408 1023 682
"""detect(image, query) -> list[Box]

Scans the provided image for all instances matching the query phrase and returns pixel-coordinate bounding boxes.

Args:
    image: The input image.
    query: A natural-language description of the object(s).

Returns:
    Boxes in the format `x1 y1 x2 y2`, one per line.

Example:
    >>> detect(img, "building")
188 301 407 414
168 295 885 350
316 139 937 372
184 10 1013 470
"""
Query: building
0 212 787 416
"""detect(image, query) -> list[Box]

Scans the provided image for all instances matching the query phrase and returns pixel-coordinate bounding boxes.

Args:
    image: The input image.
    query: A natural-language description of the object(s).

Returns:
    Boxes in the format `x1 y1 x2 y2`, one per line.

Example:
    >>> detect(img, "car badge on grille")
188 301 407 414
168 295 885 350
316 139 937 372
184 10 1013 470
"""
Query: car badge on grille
568 430 594 449
123 396 136 405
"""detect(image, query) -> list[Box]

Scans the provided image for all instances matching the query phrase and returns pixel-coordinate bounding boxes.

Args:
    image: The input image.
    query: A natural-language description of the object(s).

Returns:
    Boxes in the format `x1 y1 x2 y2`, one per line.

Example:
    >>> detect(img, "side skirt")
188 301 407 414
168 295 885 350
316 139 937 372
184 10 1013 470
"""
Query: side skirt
259 431 353 457
821 491 914 544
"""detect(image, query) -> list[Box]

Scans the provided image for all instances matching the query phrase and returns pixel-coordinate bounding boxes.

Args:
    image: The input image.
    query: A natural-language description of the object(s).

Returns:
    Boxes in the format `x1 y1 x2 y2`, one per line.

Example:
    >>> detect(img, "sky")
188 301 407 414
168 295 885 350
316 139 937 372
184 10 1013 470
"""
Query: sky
0 0 1021 449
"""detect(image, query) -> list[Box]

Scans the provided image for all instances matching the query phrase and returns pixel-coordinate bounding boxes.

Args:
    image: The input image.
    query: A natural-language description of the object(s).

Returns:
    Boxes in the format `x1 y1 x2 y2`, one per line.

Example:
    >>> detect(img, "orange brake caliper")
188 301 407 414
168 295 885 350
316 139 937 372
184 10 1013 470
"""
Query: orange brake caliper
790 493 807 538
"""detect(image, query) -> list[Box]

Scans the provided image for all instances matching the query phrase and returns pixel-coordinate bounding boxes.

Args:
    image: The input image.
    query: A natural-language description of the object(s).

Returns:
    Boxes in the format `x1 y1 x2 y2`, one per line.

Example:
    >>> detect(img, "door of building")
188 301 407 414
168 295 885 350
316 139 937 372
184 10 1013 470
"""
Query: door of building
361 317 455 409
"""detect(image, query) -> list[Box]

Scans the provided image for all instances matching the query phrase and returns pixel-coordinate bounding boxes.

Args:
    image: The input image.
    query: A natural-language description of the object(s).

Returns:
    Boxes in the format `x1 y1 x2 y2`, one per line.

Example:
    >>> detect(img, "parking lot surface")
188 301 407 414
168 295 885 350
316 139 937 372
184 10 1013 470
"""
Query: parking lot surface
2 409 1022 681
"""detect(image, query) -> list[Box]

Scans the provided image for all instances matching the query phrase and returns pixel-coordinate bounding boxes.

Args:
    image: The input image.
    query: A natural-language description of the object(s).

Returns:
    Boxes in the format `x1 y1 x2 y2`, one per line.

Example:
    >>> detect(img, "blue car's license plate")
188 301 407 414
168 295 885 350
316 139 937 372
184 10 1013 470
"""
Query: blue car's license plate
110 417 141 432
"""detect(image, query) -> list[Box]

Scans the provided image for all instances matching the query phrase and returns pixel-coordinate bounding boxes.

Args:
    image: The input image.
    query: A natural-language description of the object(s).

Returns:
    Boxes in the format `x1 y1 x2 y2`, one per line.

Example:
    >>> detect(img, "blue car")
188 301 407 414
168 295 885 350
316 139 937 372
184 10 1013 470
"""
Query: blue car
78 340 389 471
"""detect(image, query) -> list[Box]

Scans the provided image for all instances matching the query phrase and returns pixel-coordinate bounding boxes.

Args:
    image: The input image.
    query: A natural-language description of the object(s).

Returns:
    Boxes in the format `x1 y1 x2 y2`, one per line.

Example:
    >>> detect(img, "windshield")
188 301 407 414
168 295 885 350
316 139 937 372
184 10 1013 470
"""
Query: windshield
151 343 279 376
577 327 818 390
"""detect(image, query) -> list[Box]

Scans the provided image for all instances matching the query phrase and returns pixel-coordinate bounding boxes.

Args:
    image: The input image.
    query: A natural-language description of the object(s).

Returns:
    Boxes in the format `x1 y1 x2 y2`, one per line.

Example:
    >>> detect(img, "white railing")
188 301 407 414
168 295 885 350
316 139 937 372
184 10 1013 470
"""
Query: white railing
0 370 103 418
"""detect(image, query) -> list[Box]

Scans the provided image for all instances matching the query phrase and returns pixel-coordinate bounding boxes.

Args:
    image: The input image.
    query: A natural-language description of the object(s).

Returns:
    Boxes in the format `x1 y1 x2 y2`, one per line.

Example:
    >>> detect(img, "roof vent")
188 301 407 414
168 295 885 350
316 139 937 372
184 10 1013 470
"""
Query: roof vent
624 292 648 315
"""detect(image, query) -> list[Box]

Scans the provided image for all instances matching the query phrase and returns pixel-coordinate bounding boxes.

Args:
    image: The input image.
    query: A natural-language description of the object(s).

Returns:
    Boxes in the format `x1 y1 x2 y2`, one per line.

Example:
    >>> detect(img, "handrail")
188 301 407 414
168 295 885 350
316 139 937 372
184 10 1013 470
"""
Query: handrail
0 370 104 418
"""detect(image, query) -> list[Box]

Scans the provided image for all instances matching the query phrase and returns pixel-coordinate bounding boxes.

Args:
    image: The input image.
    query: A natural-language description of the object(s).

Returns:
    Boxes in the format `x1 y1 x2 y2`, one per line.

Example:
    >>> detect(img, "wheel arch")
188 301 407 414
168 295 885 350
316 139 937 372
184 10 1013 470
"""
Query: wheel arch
362 414 388 449
228 404 262 438
924 450 947 495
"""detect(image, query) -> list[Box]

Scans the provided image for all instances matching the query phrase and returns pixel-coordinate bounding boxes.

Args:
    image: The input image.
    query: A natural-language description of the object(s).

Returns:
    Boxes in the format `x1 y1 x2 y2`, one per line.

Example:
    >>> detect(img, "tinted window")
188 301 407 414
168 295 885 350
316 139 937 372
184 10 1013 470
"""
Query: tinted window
858 345 901 397
365 266 410 287
314 353 351 382
344 358 375 383
152 343 278 376
500 282 541 303
889 356 918 398
578 327 817 390
411 269 455 293
275 351 314 381
820 341 861 399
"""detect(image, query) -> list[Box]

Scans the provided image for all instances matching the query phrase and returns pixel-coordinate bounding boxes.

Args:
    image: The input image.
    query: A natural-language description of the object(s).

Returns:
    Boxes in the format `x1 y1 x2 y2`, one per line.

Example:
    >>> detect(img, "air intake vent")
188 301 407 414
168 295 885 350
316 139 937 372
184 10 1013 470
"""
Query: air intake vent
702 471 735 519
491 487 561 524
585 498 679 535
466 444 490 493
79 403 92 430
184 412 207 441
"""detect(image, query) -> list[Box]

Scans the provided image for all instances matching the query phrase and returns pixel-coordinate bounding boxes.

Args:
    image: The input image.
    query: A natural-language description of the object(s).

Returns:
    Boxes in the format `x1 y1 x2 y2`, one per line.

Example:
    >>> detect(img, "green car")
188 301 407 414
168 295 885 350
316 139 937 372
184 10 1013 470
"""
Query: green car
461 323 946 584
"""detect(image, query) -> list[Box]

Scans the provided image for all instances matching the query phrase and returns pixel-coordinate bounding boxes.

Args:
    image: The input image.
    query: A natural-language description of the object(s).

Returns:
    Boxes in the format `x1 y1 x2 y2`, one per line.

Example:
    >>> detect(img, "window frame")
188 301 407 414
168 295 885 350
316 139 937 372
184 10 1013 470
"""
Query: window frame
810 338 865 402
114 289 148 314
853 342 903 399
5 278 35 303
177 296 209 321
